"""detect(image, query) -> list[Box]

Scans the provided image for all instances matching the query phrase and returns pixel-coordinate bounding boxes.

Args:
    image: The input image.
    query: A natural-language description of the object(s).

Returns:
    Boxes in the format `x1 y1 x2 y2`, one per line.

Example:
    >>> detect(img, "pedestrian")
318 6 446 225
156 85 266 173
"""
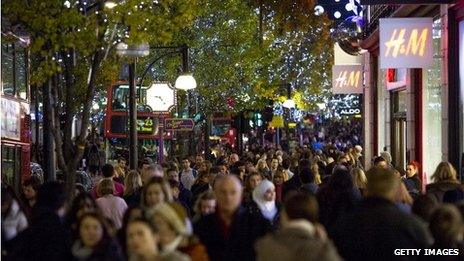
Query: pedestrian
394 181 414 214
91 164 125 198
194 175 269 261
411 195 437 224
126 217 189 261
123 170 143 208
317 166 360 233
251 179 280 229
426 162 462 203
114 157 128 184
273 170 285 204
87 141 102 177
66 193 100 239
332 167 432 260
71 212 124 261
429 204 464 256
140 164 164 186
95 179 128 229
180 157 197 191
167 168 193 211
168 179 191 216
1 186 28 242
192 190 216 222
255 192 342 261
141 177 173 210
191 170 211 203
299 166 319 195
404 161 422 194
20 176 41 218
149 202 209 260
8 182 73 260
243 172 263 205
351 167 367 196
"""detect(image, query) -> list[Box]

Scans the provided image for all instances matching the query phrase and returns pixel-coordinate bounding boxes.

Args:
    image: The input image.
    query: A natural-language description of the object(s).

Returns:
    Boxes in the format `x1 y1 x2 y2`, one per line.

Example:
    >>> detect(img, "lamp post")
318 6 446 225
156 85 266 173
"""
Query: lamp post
116 43 150 170
133 44 196 164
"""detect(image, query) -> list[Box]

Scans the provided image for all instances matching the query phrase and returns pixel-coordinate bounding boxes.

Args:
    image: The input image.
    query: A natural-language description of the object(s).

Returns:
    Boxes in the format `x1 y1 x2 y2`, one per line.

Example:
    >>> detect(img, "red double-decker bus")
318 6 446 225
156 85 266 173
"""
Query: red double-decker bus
1 34 31 191
103 82 173 160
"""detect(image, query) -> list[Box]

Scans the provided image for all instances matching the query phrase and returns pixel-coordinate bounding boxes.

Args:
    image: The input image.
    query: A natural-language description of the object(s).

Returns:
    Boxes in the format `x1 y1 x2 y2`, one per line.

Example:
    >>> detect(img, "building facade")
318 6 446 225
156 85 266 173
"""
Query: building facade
361 2 464 183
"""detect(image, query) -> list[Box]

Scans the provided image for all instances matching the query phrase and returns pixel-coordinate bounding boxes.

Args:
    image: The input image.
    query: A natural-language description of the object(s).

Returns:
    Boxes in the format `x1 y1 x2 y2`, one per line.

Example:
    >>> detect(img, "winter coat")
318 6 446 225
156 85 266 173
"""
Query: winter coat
332 197 432 261
255 221 342 261
426 180 463 203
2 200 28 241
194 206 269 261
7 210 72 261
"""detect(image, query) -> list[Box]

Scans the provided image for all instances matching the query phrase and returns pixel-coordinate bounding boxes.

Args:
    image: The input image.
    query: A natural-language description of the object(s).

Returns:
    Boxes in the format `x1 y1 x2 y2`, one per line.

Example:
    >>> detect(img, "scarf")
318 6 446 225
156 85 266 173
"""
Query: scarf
252 180 278 220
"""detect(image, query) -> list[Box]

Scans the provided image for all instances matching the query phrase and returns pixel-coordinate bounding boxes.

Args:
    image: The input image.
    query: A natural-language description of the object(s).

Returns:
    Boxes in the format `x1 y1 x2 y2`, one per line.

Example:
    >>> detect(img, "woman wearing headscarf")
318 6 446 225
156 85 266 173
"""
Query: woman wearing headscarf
251 179 280 230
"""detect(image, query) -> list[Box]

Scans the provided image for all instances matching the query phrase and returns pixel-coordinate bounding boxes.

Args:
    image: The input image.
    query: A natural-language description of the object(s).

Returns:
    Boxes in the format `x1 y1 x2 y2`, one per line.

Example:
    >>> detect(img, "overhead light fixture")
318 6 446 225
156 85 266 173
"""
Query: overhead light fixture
282 99 295 109
104 1 118 9
282 83 295 109
175 73 197 90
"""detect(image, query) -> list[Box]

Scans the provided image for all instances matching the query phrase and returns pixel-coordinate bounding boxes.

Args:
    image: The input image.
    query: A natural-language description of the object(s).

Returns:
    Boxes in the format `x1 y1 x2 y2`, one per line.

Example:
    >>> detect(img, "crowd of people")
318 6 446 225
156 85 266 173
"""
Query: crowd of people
2 134 464 260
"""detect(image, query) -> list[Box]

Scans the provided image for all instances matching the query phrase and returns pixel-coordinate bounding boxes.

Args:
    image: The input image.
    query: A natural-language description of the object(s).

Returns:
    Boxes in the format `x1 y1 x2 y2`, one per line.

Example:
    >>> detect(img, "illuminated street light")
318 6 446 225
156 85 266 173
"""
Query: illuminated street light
175 73 197 90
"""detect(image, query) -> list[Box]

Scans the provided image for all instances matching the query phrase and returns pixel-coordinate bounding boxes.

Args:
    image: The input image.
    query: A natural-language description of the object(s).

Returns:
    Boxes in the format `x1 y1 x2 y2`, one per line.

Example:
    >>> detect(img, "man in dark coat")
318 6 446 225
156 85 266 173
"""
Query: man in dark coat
8 182 72 261
194 175 268 261
332 167 432 261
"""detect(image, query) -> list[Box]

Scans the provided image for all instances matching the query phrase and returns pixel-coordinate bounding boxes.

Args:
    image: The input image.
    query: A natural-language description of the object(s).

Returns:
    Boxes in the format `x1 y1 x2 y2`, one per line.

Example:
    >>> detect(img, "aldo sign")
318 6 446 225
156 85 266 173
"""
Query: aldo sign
332 65 363 94
380 18 433 69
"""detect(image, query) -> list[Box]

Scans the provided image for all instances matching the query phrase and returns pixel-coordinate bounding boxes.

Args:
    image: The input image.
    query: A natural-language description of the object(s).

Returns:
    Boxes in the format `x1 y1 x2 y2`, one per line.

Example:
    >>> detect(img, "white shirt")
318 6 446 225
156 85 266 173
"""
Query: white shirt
180 169 195 190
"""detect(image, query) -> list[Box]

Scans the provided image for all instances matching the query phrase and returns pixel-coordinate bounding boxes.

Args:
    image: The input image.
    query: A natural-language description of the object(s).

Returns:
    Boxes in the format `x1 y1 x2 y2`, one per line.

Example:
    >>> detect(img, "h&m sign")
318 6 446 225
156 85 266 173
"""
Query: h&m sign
380 18 433 69
332 65 363 94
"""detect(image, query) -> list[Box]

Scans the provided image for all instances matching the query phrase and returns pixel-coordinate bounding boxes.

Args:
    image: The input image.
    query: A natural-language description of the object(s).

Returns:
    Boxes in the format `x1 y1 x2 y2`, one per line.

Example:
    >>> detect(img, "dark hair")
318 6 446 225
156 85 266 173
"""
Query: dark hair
373 156 387 165
210 166 221 175
283 191 319 222
117 157 126 163
34 182 68 213
282 159 291 169
23 176 42 191
77 212 111 243
127 217 158 234
299 167 315 184
429 205 464 247
66 193 99 235
181 157 190 162
168 178 180 189
102 164 115 178
412 195 437 223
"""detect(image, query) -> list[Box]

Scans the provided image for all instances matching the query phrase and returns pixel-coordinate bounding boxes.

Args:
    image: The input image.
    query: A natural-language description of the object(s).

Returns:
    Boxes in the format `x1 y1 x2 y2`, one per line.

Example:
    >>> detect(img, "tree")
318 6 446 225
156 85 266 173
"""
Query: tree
2 0 198 194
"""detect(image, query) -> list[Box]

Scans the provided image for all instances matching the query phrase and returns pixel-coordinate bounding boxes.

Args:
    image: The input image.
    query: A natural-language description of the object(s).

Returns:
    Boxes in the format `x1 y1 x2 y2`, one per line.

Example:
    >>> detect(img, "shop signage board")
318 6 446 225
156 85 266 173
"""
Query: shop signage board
0 98 21 140
361 0 455 4
380 18 433 69
332 65 363 94
165 118 195 131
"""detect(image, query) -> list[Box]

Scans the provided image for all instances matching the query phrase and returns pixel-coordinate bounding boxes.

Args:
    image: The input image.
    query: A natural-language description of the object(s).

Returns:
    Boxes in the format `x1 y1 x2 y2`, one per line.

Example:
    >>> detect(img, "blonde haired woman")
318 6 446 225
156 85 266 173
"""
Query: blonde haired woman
426 162 462 203
351 168 367 196
123 170 143 208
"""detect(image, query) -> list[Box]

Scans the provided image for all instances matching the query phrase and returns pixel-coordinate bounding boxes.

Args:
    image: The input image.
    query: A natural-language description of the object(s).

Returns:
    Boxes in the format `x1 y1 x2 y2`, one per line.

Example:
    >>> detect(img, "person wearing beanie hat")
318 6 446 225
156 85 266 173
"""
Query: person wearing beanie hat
149 202 209 261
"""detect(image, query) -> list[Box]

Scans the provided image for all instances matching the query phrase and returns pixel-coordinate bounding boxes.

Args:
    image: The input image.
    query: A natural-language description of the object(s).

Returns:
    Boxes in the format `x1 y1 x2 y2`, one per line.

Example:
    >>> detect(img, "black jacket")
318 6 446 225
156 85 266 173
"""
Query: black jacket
332 197 432 261
194 206 269 261
7 210 72 261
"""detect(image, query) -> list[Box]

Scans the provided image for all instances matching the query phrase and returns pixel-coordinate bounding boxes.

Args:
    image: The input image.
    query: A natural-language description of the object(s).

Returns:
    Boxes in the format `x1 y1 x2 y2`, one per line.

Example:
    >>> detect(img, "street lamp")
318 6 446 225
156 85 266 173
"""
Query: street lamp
116 43 150 170
136 45 196 163
282 84 295 109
